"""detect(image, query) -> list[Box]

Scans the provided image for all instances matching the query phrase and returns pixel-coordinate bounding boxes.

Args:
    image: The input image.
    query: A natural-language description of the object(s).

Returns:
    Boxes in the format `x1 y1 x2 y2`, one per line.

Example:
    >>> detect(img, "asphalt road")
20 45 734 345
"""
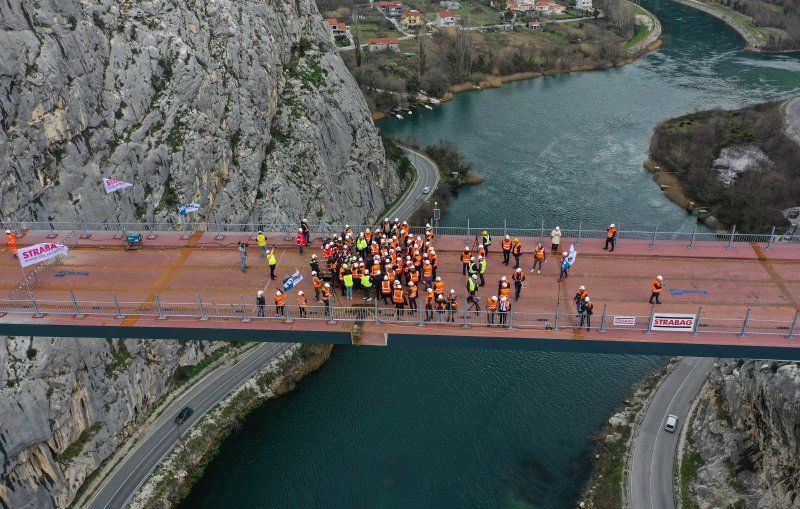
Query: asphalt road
392 146 440 221
85 342 290 509
84 151 439 508
629 356 715 509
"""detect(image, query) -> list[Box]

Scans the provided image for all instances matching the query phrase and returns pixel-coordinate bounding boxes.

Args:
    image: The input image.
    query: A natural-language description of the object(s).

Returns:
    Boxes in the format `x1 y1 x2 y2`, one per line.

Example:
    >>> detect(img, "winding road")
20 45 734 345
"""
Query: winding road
83 148 438 509
629 357 715 509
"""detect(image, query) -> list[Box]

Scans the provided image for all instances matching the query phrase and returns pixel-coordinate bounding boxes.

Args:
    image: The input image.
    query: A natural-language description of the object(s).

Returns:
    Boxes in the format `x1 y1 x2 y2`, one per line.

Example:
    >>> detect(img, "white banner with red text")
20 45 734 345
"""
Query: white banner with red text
18 243 69 267
103 178 133 193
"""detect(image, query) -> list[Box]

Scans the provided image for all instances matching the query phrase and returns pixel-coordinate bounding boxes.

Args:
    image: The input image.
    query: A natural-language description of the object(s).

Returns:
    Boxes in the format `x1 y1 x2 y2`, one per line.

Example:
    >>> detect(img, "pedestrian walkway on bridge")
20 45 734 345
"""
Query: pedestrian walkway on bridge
1 221 800 357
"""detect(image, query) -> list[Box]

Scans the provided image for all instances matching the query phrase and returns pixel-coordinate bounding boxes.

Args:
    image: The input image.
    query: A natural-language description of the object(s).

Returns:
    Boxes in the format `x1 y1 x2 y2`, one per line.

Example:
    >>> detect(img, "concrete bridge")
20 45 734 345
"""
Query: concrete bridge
2 223 800 360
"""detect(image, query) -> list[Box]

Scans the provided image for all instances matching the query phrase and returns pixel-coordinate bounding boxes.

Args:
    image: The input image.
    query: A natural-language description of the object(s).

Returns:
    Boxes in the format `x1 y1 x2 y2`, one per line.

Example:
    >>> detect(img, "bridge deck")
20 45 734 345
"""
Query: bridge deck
2 229 800 355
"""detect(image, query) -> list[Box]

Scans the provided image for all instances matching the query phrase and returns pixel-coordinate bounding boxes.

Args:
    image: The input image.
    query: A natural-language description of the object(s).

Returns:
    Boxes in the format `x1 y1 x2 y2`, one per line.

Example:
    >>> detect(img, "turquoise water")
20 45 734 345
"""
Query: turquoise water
182 1 800 507
181 347 661 508
381 0 800 231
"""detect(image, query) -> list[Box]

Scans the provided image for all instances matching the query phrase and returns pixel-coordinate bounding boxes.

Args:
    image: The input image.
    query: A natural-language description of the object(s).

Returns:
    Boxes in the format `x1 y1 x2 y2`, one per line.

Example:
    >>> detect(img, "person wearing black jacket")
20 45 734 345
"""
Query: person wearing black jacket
256 290 265 317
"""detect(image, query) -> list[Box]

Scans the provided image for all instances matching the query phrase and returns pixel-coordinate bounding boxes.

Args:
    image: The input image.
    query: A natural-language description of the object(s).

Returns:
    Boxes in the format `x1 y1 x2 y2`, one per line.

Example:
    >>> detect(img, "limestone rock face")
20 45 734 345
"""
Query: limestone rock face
0 336 216 508
0 0 400 507
691 360 800 509
0 0 400 226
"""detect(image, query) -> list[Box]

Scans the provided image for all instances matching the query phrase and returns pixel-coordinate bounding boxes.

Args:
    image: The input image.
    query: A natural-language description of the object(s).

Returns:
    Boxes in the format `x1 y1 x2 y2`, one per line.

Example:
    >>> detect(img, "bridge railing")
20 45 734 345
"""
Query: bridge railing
3 295 799 339
2 220 794 248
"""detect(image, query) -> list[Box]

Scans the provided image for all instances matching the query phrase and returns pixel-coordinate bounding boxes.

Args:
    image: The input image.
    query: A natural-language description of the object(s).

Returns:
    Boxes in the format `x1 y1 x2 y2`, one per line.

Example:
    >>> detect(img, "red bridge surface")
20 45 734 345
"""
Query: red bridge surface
2 229 800 360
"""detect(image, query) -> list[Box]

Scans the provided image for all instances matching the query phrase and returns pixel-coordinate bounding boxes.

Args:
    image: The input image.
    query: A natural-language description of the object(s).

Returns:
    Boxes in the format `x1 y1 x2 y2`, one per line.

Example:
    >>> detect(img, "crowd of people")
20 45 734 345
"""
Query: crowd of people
246 218 665 329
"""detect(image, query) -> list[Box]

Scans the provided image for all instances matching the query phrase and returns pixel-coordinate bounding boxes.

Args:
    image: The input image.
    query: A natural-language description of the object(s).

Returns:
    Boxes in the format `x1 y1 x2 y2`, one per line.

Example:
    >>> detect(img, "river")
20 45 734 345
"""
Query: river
181 1 800 507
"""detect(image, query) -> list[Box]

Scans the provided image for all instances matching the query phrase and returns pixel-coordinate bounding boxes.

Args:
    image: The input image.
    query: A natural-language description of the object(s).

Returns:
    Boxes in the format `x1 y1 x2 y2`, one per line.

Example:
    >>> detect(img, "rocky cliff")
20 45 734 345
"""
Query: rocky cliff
0 0 402 507
0 337 221 509
0 0 401 225
688 360 800 509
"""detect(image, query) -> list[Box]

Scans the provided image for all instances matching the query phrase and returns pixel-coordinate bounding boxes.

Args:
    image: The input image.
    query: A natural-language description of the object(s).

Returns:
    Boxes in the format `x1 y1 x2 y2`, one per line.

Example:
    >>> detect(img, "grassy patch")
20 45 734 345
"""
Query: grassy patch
105 340 132 379
625 22 649 48
172 347 230 388
590 425 631 508
58 422 102 463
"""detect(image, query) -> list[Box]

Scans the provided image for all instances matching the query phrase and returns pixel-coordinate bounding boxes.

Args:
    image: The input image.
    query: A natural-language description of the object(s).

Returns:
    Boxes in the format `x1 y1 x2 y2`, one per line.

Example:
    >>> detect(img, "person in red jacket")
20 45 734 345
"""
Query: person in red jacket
296 228 307 255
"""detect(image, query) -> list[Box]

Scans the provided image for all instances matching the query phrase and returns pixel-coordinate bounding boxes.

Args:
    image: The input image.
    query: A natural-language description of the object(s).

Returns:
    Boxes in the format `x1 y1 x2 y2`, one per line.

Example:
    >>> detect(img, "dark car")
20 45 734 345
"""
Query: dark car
174 407 194 425
789 209 799 219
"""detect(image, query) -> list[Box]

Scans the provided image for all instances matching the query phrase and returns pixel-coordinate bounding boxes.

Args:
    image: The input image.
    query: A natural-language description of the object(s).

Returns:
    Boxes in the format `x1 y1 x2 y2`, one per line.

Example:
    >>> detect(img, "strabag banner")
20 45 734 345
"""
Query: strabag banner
18 243 69 267
103 178 133 193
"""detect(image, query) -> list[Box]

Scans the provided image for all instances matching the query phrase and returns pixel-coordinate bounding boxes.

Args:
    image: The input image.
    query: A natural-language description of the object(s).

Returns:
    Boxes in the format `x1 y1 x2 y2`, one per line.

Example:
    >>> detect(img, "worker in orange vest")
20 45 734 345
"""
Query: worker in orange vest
435 294 447 323
511 237 523 269
461 247 471 275
501 235 512 265
322 283 332 316
512 268 526 301
486 295 498 326
574 286 588 315
434 276 445 298
381 275 392 304
274 290 286 317
312 271 322 302
5 230 17 258
393 281 407 318
649 275 663 304
580 297 593 330
604 224 617 252
446 289 458 322
531 242 546 274
297 291 308 318
424 288 435 321
407 281 418 311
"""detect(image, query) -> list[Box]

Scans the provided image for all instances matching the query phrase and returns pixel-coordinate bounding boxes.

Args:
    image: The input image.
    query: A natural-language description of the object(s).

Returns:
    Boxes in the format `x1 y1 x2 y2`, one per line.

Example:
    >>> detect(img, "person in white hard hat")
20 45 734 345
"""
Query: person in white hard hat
650 275 664 304
498 295 511 326
580 297 593 330
322 283 332 315
274 290 286 317
574 286 588 315
256 290 266 317
297 291 308 318
604 223 617 252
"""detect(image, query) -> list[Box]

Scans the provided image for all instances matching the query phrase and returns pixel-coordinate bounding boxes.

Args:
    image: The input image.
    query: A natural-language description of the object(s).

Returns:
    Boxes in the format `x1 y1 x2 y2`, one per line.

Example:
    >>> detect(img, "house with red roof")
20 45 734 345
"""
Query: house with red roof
368 37 401 51
437 10 456 26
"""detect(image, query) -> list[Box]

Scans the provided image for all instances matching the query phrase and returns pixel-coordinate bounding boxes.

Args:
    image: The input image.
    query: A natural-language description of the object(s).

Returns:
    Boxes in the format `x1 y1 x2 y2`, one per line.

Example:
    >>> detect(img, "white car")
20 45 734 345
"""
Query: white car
422 186 431 194
664 414 678 433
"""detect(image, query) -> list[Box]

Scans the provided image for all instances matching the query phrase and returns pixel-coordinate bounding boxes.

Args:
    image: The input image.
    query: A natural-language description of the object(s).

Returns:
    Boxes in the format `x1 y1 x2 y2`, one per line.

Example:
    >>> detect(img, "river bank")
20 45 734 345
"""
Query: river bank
578 358 677 509
647 100 799 232
130 343 333 508
670 0 766 50
366 2 662 121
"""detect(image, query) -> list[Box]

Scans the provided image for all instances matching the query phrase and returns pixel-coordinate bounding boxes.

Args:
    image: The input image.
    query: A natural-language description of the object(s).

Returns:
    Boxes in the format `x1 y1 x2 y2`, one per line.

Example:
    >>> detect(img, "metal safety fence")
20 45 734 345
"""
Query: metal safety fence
1 295 799 339
1 219 797 250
